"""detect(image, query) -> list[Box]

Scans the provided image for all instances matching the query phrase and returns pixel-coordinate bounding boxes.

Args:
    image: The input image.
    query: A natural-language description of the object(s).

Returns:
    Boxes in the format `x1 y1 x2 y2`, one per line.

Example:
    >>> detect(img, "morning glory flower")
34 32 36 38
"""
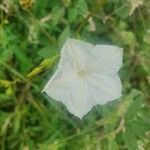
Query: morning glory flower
43 38 123 119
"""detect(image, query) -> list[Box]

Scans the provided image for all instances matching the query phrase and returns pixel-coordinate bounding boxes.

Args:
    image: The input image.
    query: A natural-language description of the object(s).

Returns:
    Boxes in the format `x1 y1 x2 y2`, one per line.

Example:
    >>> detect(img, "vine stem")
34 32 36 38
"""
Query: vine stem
0 59 26 81
55 114 113 144
27 10 58 47
138 8 147 32
102 118 125 140
76 0 106 38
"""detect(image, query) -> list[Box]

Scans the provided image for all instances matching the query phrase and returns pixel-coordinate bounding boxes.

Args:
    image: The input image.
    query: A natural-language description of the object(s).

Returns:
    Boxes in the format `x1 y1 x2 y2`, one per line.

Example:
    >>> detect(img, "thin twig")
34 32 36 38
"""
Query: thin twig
0 59 26 81
27 10 57 46
103 118 125 140
76 0 106 38
138 8 147 32
103 3 127 23
55 115 112 144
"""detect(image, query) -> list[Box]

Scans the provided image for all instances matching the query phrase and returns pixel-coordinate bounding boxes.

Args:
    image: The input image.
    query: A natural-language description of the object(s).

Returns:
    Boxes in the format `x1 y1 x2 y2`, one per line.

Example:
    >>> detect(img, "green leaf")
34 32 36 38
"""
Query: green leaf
108 139 119 150
102 105 116 133
143 32 150 45
12 48 32 73
76 0 88 16
38 46 58 58
125 97 142 120
51 7 65 26
121 31 136 45
13 111 21 135
124 125 137 150
1 116 11 136
116 6 130 19
68 8 78 23
58 26 71 48
0 48 13 61
118 21 128 30
130 119 150 137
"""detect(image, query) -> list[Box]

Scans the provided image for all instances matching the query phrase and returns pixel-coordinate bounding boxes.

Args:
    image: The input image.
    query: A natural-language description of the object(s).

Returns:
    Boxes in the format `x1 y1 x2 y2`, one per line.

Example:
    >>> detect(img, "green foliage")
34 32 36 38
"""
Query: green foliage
58 26 71 48
0 0 150 149
124 125 138 150
108 139 119 150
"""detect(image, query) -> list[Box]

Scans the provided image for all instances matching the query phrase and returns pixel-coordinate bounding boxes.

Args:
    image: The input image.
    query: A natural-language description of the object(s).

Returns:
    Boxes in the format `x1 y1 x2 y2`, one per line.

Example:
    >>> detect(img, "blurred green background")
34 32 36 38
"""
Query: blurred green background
0 0 150 149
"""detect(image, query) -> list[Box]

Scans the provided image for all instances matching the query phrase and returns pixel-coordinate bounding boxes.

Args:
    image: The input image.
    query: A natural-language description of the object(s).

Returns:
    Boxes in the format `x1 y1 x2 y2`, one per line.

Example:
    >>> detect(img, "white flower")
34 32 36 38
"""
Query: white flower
43 38 123 119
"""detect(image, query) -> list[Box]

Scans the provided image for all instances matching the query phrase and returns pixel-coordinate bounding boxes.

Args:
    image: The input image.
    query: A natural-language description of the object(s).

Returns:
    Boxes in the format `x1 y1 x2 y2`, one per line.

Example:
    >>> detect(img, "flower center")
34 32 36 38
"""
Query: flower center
77 70 87 77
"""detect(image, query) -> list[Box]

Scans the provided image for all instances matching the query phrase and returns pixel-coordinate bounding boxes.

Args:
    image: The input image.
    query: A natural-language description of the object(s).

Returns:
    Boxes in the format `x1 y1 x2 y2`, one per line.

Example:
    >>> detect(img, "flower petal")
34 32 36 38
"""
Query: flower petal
58 39 77 73
64 79 96 118
60 38 94 72
86 45 123 74
43 73 96 118
87 73 122 105
43 68 77 103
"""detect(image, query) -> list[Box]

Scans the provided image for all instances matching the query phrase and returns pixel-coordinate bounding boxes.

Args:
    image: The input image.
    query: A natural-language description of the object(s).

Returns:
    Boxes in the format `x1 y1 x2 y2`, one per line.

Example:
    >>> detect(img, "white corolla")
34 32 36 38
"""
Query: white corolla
43 38 123 119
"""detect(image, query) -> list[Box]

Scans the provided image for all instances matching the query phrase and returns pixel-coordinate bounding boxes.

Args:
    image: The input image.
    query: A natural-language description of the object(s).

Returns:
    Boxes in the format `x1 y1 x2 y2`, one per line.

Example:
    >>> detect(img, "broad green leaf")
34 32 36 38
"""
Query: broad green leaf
51 7 65 26
125 97 142 120
12 48 32 73
0 48 13 61
38 46 58 58
1 116 11 136
68 8 78 23
108 139 119 150
102 105 116 133
6 86 13 96
58 26 71 48
124 125 137 150
121 31 136 45
13 111 21 135
143 32 150 45
118 21 128 30
0 93 10 101
130 119 150 137
76 0 88 16
116 5 130 19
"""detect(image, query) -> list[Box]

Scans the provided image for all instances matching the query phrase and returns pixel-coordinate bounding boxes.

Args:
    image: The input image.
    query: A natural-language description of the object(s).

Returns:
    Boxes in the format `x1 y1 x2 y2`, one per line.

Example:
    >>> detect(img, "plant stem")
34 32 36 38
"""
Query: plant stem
27 10 58 47
0 59 26 81
76 0 106 38
138 8 147 32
